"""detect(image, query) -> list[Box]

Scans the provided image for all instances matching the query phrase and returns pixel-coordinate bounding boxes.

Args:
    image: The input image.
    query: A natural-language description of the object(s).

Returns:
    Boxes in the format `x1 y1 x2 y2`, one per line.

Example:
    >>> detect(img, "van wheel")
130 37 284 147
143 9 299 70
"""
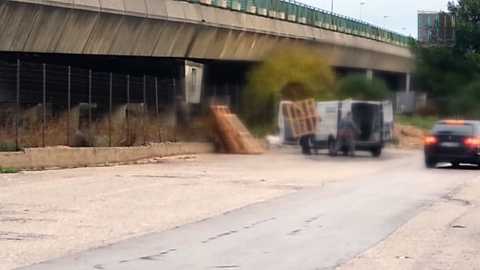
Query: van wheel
300 135 311 155
371 147 382 157
328 139 337 156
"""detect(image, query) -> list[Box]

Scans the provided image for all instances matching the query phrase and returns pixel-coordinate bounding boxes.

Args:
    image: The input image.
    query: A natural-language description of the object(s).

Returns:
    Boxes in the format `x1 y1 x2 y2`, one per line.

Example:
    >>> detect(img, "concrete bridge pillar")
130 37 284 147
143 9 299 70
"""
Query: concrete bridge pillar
366 69 374 80
405 73 411 93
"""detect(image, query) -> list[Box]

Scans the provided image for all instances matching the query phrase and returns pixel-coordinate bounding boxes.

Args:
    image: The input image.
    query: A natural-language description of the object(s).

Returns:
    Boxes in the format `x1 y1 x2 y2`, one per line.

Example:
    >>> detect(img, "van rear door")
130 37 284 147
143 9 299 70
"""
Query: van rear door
382 101 394 142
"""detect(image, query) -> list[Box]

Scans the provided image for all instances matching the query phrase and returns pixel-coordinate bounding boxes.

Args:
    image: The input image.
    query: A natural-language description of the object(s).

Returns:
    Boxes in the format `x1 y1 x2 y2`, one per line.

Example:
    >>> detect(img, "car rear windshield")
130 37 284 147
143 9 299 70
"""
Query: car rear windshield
432 124 474 136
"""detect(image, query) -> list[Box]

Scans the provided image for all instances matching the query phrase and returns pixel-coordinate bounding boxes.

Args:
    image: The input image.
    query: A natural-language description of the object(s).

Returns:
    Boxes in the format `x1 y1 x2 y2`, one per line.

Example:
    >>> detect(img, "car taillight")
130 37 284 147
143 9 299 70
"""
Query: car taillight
464 137 480 148
424 136 437 145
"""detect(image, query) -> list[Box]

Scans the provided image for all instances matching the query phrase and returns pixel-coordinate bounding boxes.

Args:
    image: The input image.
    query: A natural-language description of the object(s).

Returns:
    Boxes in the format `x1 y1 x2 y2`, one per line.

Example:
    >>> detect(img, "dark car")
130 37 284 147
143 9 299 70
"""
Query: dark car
424 120 480 168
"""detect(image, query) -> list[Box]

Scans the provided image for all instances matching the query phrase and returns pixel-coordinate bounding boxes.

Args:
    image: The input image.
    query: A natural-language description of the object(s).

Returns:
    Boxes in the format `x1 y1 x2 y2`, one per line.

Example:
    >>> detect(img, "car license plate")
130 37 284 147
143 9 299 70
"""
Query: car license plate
441 142 460 147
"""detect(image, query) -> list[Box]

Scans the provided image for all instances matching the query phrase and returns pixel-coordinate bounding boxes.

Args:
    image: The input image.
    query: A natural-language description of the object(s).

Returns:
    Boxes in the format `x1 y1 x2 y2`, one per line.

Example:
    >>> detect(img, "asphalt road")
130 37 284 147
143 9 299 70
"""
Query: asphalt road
21 154 478 270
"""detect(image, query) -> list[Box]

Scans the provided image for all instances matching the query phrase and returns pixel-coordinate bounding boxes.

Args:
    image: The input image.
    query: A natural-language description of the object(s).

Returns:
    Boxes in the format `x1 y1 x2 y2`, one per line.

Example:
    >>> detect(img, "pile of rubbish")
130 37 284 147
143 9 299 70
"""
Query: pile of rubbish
393 123 427 149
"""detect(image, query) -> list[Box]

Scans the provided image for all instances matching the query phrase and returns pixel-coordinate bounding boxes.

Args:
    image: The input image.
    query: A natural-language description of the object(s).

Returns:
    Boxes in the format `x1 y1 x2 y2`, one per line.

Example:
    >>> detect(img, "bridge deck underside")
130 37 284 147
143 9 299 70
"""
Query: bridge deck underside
0 1 411 73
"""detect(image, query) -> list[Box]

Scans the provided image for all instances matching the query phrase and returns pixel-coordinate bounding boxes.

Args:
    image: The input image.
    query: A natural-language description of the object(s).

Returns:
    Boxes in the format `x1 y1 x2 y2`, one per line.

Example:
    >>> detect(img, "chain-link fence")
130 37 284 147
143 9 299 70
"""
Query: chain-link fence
0 59 185 151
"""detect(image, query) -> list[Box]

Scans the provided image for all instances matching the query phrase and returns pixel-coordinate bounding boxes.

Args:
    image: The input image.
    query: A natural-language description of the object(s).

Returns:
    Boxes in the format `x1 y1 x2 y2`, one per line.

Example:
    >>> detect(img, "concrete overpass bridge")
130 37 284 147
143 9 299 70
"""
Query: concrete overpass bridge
0 0 413 75
0 0 415 149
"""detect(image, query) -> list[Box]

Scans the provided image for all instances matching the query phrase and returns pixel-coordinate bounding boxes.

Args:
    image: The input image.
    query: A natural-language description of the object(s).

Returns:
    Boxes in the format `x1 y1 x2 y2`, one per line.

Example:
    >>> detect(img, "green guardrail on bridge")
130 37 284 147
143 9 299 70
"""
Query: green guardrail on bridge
181 0 413 47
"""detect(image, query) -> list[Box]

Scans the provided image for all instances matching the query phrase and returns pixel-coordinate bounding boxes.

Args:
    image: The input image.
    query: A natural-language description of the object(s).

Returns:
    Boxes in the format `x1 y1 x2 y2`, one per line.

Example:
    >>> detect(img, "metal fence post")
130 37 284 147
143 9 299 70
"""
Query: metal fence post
42 63 46 148
109 72 113 147
172 78 177 141
143 75 147 145
88 69 92 129
67 66 71 146
126 74 130 145
15 59 20 150
155 77 160 142
155 77 159 116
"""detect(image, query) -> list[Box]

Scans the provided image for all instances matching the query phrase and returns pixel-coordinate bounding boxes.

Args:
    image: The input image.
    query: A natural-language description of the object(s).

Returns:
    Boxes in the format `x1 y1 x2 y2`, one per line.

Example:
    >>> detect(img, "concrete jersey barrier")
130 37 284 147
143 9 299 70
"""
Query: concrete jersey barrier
0 143 214 170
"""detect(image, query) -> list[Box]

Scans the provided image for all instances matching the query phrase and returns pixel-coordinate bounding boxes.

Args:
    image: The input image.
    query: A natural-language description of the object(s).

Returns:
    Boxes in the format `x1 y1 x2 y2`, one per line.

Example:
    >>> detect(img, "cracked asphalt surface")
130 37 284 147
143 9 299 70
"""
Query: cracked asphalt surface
19 149 480 270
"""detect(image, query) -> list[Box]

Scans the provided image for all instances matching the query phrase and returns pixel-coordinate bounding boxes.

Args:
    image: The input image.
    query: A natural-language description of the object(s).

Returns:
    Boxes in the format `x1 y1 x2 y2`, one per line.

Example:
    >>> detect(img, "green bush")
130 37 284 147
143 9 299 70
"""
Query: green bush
396 115 438 130
450 79 480 118
0 167 19 174
0 143 18 152
243 46 335 126
336 75 392 101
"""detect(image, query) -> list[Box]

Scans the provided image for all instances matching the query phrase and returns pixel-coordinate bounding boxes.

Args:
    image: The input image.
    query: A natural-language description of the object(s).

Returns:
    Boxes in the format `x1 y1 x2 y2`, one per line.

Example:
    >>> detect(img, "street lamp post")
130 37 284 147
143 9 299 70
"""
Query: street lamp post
331 0 333 13
383 15 389 29
360 2 366 21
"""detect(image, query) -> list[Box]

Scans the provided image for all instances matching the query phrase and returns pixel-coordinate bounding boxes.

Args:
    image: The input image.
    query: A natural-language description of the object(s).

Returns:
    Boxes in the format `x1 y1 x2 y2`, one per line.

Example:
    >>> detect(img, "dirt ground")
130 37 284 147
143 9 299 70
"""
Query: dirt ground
0 148 411 270
393 123 426 149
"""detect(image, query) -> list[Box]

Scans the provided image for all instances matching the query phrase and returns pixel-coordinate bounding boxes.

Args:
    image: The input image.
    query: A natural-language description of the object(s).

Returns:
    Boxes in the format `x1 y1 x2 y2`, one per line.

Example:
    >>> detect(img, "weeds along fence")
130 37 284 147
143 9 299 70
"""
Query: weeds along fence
0 59 208 151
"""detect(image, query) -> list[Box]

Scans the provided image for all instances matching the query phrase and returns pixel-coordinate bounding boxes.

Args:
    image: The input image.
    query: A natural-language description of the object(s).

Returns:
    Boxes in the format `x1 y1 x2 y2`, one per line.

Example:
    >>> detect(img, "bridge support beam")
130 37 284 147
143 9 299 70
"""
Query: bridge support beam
366 69 374 80
405 73 411 93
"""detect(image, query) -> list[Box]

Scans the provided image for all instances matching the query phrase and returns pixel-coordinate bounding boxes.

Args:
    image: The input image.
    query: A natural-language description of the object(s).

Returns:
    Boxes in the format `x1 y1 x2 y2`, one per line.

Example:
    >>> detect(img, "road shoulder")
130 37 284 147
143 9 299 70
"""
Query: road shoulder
337 172 480 270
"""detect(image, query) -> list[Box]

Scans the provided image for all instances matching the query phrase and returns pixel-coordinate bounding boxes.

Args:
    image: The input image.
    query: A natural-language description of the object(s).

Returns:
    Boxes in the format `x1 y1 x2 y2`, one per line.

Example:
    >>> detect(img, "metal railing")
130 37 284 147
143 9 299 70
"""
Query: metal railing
182 0 412 46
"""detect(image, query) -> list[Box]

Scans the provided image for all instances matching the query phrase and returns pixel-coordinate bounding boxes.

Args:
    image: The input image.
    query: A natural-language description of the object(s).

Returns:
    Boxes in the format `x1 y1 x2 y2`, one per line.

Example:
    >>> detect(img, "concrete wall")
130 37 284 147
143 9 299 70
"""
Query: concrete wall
1 0 414 73
0 142 214 170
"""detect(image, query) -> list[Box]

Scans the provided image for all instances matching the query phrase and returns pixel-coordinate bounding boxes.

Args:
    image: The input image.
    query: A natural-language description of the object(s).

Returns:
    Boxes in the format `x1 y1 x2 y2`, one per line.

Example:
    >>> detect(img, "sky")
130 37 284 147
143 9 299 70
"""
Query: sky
299 0 452 37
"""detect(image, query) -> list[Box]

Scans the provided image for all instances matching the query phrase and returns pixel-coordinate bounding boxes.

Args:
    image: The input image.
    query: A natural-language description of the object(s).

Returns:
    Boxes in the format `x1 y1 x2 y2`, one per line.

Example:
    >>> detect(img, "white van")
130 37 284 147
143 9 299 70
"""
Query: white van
279 100 394 157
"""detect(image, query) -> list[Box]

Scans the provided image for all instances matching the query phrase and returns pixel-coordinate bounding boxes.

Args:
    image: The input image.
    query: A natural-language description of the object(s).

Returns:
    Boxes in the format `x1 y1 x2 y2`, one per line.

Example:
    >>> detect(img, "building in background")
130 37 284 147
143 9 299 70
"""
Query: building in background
418 11 455 45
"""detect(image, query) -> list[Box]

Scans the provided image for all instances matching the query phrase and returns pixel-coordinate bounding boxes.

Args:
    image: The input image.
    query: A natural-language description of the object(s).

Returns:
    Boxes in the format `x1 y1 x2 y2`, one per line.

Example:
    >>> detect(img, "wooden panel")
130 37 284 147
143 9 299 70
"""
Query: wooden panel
211 105 264 155
282 99 317 138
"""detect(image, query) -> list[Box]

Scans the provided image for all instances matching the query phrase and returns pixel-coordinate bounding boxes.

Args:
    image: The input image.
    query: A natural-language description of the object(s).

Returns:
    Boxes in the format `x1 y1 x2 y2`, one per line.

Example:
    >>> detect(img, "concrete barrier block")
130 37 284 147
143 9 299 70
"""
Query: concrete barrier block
257 7 267 16
124 0 147 16
231 1 241 11
215 0 227 8
0 143 214 170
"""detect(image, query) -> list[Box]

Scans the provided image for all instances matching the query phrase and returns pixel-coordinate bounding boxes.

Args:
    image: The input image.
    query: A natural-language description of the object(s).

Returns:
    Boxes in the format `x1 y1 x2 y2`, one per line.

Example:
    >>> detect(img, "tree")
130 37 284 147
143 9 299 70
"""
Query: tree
243 46 335 125
449 0 480 59
413 0 480 115
336 75 391 101
451 78 480 117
